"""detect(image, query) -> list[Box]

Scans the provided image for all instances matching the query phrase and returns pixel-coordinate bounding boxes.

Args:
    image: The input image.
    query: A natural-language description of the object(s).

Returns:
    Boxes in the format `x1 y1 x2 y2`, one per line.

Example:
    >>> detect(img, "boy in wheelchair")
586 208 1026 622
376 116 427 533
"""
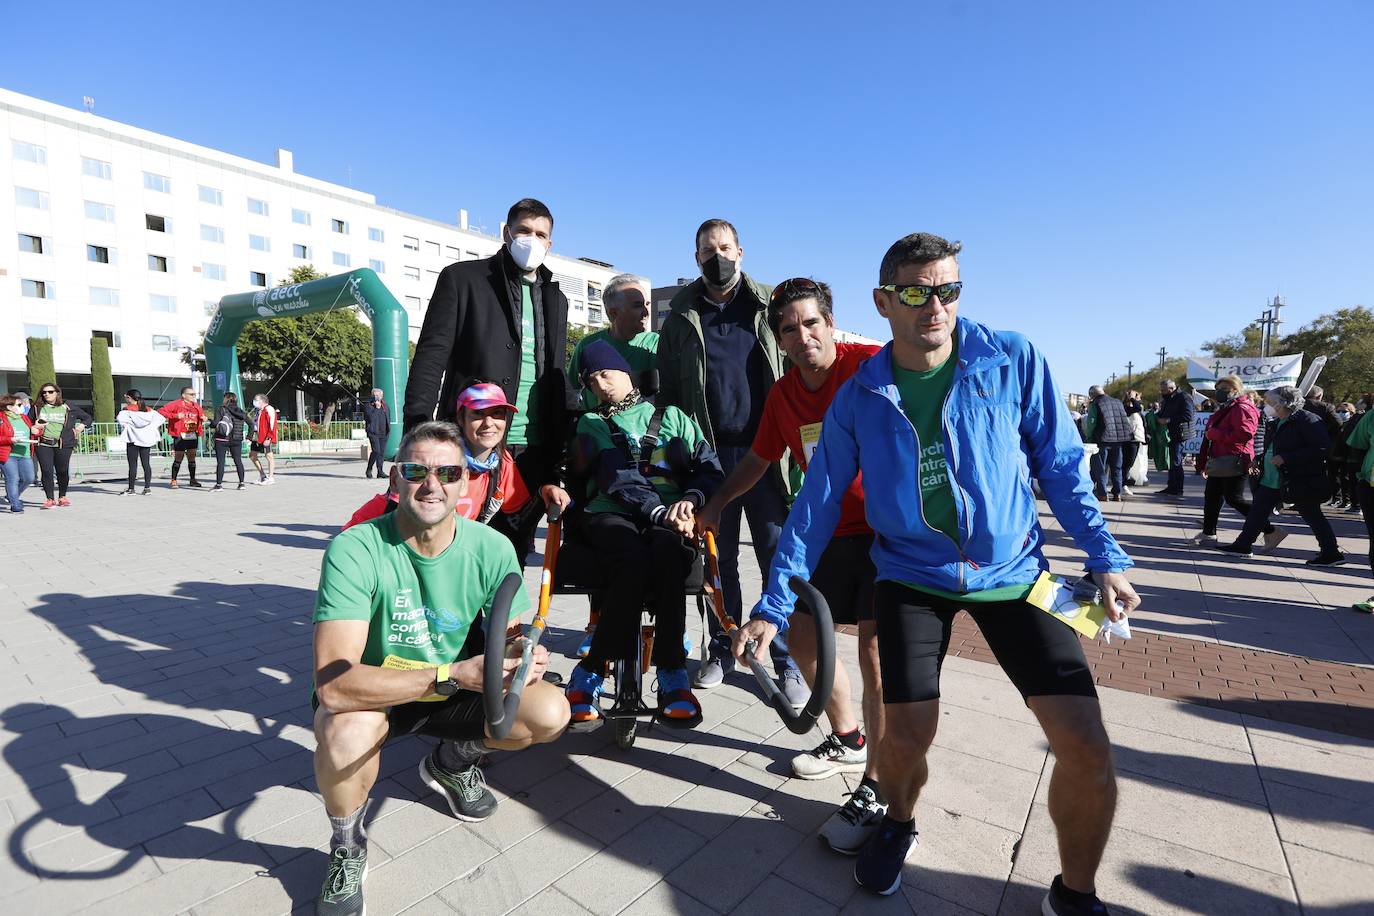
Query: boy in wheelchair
564 340 724 728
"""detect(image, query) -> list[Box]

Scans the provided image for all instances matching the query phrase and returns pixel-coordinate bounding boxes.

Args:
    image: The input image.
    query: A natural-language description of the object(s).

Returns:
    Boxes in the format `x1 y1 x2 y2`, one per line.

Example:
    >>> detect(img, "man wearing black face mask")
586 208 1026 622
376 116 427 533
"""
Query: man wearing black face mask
405 197 573 563
656 218 803 701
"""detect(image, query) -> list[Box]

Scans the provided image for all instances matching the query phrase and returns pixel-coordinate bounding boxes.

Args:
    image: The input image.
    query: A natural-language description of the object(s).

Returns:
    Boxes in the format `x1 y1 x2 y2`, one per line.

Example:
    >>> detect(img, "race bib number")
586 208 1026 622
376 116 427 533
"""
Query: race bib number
180 432 198 440
1026 571 1107 640
382 654 445 701
798 422 823 466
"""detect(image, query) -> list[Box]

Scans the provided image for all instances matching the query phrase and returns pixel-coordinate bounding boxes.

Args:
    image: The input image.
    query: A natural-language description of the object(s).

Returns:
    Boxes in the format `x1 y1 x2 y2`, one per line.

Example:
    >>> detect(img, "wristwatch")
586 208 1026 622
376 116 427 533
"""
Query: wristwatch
434 663 459 696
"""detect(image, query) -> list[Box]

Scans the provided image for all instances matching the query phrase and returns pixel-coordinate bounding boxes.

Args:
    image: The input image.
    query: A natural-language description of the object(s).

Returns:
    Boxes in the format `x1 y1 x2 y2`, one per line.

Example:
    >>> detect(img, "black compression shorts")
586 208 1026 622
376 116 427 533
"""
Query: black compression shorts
798 534 876 626
874 580 1097 705
386 690 486 742
172 437 200 452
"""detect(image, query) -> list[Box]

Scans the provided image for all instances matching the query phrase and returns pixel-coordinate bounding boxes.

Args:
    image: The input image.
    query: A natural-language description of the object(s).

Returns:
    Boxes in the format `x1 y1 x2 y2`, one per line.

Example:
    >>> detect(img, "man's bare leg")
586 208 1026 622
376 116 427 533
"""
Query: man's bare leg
786 616 859 735
877 699 940 819
314 707 387 817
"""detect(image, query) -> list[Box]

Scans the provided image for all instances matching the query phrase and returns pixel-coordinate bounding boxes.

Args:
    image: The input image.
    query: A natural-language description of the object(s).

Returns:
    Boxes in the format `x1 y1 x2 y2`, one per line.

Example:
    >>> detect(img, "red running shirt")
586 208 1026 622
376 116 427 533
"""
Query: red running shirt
751 342 880 538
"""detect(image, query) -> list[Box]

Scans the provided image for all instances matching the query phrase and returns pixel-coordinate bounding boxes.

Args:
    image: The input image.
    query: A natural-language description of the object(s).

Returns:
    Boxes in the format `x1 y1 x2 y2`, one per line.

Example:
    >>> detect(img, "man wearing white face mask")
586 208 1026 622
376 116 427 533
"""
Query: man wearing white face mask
405 198 573 563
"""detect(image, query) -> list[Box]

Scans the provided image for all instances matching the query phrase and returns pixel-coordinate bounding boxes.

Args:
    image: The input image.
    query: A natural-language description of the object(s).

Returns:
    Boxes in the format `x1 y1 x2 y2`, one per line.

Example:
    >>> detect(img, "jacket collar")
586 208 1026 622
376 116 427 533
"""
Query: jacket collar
669 272 769 316
856 317 1010 393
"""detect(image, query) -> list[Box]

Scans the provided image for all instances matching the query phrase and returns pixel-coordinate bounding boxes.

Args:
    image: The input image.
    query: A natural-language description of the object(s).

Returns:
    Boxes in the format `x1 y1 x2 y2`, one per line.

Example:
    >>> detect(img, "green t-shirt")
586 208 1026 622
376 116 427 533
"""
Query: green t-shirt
36 403 66 446
892 347 1032 604
508 279 541 446
569 330 659 410
1260 419 1285 489
575 400 704 515
312 513 531 676
5 413 30 458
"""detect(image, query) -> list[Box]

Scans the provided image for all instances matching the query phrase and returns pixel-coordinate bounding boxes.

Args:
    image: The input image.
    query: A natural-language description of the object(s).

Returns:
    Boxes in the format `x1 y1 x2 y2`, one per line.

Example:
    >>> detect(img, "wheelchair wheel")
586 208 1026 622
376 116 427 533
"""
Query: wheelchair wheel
614 718 637 749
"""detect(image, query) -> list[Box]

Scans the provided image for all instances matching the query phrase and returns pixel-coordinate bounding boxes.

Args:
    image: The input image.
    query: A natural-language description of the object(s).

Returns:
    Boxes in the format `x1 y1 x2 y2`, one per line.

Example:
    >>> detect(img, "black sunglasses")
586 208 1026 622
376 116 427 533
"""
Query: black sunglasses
877 281 963 308
41 389 57 395
397 463 465 484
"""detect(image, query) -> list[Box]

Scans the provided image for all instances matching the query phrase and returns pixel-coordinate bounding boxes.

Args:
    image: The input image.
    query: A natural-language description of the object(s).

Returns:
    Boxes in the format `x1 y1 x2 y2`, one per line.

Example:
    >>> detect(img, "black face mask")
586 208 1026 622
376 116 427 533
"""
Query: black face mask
700 253 738 288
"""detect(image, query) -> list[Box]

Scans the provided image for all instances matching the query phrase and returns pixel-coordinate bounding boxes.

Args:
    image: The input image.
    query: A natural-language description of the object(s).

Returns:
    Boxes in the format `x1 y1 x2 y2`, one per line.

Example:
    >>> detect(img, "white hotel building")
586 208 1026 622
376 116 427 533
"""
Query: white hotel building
0 87 632 409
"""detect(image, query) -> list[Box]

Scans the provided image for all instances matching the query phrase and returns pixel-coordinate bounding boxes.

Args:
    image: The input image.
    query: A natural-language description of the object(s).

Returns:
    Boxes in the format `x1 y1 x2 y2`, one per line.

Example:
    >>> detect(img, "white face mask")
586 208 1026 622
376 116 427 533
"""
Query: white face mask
508 234 548 271
1263 404 1277 420
1337 411 1351 422
254 400 266 410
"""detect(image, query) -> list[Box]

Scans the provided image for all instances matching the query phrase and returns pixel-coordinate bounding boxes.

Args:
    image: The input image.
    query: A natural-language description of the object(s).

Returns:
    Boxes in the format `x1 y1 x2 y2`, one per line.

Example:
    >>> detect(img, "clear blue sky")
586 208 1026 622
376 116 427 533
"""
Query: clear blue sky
7 1 1372 392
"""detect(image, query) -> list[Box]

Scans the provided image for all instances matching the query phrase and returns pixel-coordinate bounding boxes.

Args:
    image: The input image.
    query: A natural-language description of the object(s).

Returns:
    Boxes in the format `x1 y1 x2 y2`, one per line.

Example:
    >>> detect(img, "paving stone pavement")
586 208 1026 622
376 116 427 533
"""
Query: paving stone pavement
2 461 1371 914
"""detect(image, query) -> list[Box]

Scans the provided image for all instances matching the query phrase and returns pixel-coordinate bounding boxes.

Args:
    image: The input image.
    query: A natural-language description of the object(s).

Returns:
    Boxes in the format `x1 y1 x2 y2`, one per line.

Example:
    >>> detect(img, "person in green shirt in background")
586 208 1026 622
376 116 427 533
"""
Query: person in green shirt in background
568 273 659 411
1341 395 1374 611
1 394 36 512
311 421 569 916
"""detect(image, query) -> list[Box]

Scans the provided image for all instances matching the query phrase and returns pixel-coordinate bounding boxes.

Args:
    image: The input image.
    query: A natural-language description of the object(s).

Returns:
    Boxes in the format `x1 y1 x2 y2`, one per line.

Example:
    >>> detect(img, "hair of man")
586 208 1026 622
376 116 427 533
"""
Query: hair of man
877 232 963 285
398 421 469 468
507 198 554 232
603 273 650 312
695 218 739 251
767 279 834 336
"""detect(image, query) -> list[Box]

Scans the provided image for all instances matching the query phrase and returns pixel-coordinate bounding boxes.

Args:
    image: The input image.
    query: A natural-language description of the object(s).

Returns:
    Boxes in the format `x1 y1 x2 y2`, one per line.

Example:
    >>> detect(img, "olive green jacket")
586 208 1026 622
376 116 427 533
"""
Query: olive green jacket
656 272 797 500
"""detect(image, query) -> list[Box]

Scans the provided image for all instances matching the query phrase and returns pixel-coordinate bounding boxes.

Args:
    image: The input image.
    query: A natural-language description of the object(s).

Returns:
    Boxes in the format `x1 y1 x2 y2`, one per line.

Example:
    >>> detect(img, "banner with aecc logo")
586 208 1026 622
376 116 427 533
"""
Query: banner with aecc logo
1185 354 1303 391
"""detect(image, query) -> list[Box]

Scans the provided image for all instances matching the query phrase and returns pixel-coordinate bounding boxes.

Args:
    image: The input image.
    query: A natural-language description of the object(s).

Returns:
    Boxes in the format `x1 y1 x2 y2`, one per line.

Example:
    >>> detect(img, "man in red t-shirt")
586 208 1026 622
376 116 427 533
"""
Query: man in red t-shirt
158 387 208 488
699 278 885 854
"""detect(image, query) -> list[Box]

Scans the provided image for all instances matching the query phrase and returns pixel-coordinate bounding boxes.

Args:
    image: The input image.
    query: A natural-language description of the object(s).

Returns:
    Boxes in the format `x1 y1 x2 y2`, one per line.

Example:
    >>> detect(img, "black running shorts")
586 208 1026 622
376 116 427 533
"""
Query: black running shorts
250 441 273 454
386 690 486 742
798 534 876 626
874 580 1098 705
172 437 200 452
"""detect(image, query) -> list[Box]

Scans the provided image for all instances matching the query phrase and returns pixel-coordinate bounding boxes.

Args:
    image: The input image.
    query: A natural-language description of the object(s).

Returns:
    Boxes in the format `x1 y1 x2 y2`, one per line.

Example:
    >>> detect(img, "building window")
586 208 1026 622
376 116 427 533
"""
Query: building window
367 227 384 242
90 287 120 306
12 141 47 164
18 233 44 254
151 334 178 351
588 282 603 303
16 187 50 209
24 324 57 340
21 279 51 298
199 185 223 206
332 218 348 234
82 157 112 179
588 306 604 325
249 271 267 287
146 214 169 232
403 265 420 281
92 329 122 348
150 294 177 313
402 235 419 251
369 259 385 273
333 252 351 267
247 197 269 216
204 300 218 316
426 241 441 257
293 243 310 259
84 200 114 221
445 245 461 261
200 224 225 243
87 245 111 264
404 295 422 310
202 262 227 281
426 269 439 285
143 171 172 193
148 255 169 272
292 208 311 225
249 234 270 252
465 251 479 260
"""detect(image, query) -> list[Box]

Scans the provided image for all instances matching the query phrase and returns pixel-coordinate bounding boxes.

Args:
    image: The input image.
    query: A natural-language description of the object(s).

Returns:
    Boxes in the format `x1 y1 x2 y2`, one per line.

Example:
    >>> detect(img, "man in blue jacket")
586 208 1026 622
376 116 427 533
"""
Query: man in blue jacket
734 233 1140 914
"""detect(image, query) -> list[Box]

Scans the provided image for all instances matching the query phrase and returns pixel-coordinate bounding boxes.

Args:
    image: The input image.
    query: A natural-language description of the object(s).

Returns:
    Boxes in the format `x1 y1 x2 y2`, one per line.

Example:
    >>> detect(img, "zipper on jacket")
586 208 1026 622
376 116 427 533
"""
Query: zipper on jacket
891 387 968 585
939 363 976 592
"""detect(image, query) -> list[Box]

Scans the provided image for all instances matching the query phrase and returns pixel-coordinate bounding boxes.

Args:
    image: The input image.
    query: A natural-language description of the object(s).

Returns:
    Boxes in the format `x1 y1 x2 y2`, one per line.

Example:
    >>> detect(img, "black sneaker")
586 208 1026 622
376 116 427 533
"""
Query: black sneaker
1153 489 1183 497
141 487 152 495
854 815 918 895
1214 543 1253 558
317 845 367 916
419 751 498 821
1307 553 1347 567
211 484 223 492
237 482 246 490
1042 874 1110 915
118 488 135 496
188 480 204 488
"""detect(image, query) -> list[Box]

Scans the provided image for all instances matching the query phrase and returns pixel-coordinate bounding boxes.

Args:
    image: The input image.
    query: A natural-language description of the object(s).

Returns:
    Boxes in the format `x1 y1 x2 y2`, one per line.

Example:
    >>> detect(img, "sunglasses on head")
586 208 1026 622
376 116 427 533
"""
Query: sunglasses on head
396 463 465 484
770 277 822 303
877 281 963 308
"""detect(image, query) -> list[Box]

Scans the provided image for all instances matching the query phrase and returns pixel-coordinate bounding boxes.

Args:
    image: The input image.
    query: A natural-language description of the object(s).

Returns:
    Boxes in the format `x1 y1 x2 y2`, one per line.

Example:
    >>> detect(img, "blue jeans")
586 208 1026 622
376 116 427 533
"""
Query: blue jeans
706 445 797 677
1167 439 1186 492
1090 443 1124 497
2 456 36 512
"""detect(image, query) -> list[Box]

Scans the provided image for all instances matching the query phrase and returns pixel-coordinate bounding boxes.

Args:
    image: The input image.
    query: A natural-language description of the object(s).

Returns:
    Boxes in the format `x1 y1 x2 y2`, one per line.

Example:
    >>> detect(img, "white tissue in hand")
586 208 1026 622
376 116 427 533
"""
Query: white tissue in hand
1099 611 1131 645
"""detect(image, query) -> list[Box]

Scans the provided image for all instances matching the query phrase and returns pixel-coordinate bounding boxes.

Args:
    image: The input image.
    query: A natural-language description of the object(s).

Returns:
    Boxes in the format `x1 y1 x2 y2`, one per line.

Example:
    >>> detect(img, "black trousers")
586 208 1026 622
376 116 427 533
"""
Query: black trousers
215 440 245 485
1122 442 1142 485
126 445 152 489
35 445 73 499
1236 485 1339 555
1358 481 1374 577
1202 474 1271 536
367 434 386 476
582 512 695 670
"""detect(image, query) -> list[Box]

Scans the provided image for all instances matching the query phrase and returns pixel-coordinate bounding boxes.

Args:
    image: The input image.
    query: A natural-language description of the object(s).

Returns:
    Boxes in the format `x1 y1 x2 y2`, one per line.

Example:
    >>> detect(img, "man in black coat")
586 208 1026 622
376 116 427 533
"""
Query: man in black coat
1303 385 1342 439
404 197 573 561
1154 379 1195 496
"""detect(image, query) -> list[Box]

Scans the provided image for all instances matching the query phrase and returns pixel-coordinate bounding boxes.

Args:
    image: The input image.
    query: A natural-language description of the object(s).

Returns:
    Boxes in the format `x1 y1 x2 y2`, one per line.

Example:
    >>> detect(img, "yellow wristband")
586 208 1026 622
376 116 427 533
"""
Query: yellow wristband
435 663 451 688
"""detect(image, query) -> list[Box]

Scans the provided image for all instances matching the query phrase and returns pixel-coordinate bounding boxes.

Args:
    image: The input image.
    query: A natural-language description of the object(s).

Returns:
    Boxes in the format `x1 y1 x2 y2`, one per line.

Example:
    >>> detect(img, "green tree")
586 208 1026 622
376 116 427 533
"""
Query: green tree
1200 322 1265 359
26 336 55 398
1103 359 1188 403
566 324 589 364
90 337 115 423
1277 306 1374 402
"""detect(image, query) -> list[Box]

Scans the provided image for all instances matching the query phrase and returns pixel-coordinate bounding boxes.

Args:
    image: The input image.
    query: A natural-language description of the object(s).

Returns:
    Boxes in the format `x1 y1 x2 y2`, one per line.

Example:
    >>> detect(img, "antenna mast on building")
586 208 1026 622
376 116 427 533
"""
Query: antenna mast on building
82 96 95 114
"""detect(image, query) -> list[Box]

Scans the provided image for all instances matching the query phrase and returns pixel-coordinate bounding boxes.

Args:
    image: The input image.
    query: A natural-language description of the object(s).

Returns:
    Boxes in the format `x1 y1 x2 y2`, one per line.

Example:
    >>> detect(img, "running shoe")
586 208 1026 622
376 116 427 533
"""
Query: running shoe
792 733 868 780
316 844 367 916
820 783 887 854
577 626 595 658
1255 529 1288 555
854 816 918 896
41 499 56 509
780 670 808 709
1214 543 1253 558
418 751 498 821
211 485 223 492
1190 533 1218 546
1306 553 1347 567
118 488 135 496
188 480 204 488
693 654 729 689
262 476 277 486
566 663 605 725
1353 597 1374 614
57 497 71 507
655 667 702 727
141 487 152 495
237 482 246 491
1042 873 1110 915
169 480 179 489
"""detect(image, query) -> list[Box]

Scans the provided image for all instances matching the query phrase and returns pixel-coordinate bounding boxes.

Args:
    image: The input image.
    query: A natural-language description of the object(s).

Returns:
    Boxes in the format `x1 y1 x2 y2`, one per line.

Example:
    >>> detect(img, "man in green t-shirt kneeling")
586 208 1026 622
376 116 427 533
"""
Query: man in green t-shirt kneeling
311 421 570 916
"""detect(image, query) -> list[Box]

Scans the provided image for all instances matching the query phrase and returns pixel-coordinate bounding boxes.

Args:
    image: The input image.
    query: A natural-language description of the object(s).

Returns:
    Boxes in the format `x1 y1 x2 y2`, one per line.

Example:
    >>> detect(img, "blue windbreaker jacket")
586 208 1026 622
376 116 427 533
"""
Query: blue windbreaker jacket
753 318 1133 630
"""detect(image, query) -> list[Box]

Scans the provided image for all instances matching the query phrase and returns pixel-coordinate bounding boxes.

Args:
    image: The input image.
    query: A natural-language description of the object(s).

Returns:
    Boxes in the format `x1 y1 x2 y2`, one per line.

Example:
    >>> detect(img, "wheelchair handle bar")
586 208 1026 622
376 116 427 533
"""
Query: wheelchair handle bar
483 572 534 740
702 530 836 735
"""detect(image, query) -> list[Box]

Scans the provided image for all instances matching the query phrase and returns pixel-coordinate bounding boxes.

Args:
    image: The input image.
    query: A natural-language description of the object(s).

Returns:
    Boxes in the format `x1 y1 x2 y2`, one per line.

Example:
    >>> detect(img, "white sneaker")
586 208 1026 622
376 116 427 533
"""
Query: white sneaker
820 783 887 854
261 476 276 486
1121 486 1134 497
791 733 867 780
1190 533 1218 546
1255 529 1288 555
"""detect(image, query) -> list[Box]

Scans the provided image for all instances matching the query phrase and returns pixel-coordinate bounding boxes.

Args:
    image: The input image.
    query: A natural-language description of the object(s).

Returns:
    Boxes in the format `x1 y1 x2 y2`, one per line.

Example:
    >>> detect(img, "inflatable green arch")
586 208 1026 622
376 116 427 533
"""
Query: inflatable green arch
203 268 408 457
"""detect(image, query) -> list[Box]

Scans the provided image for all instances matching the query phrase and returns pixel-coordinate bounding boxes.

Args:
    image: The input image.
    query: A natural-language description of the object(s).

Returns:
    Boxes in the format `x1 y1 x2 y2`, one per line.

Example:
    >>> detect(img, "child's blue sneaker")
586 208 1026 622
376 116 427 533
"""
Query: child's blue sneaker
655 667 702 728
566 663 605 725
